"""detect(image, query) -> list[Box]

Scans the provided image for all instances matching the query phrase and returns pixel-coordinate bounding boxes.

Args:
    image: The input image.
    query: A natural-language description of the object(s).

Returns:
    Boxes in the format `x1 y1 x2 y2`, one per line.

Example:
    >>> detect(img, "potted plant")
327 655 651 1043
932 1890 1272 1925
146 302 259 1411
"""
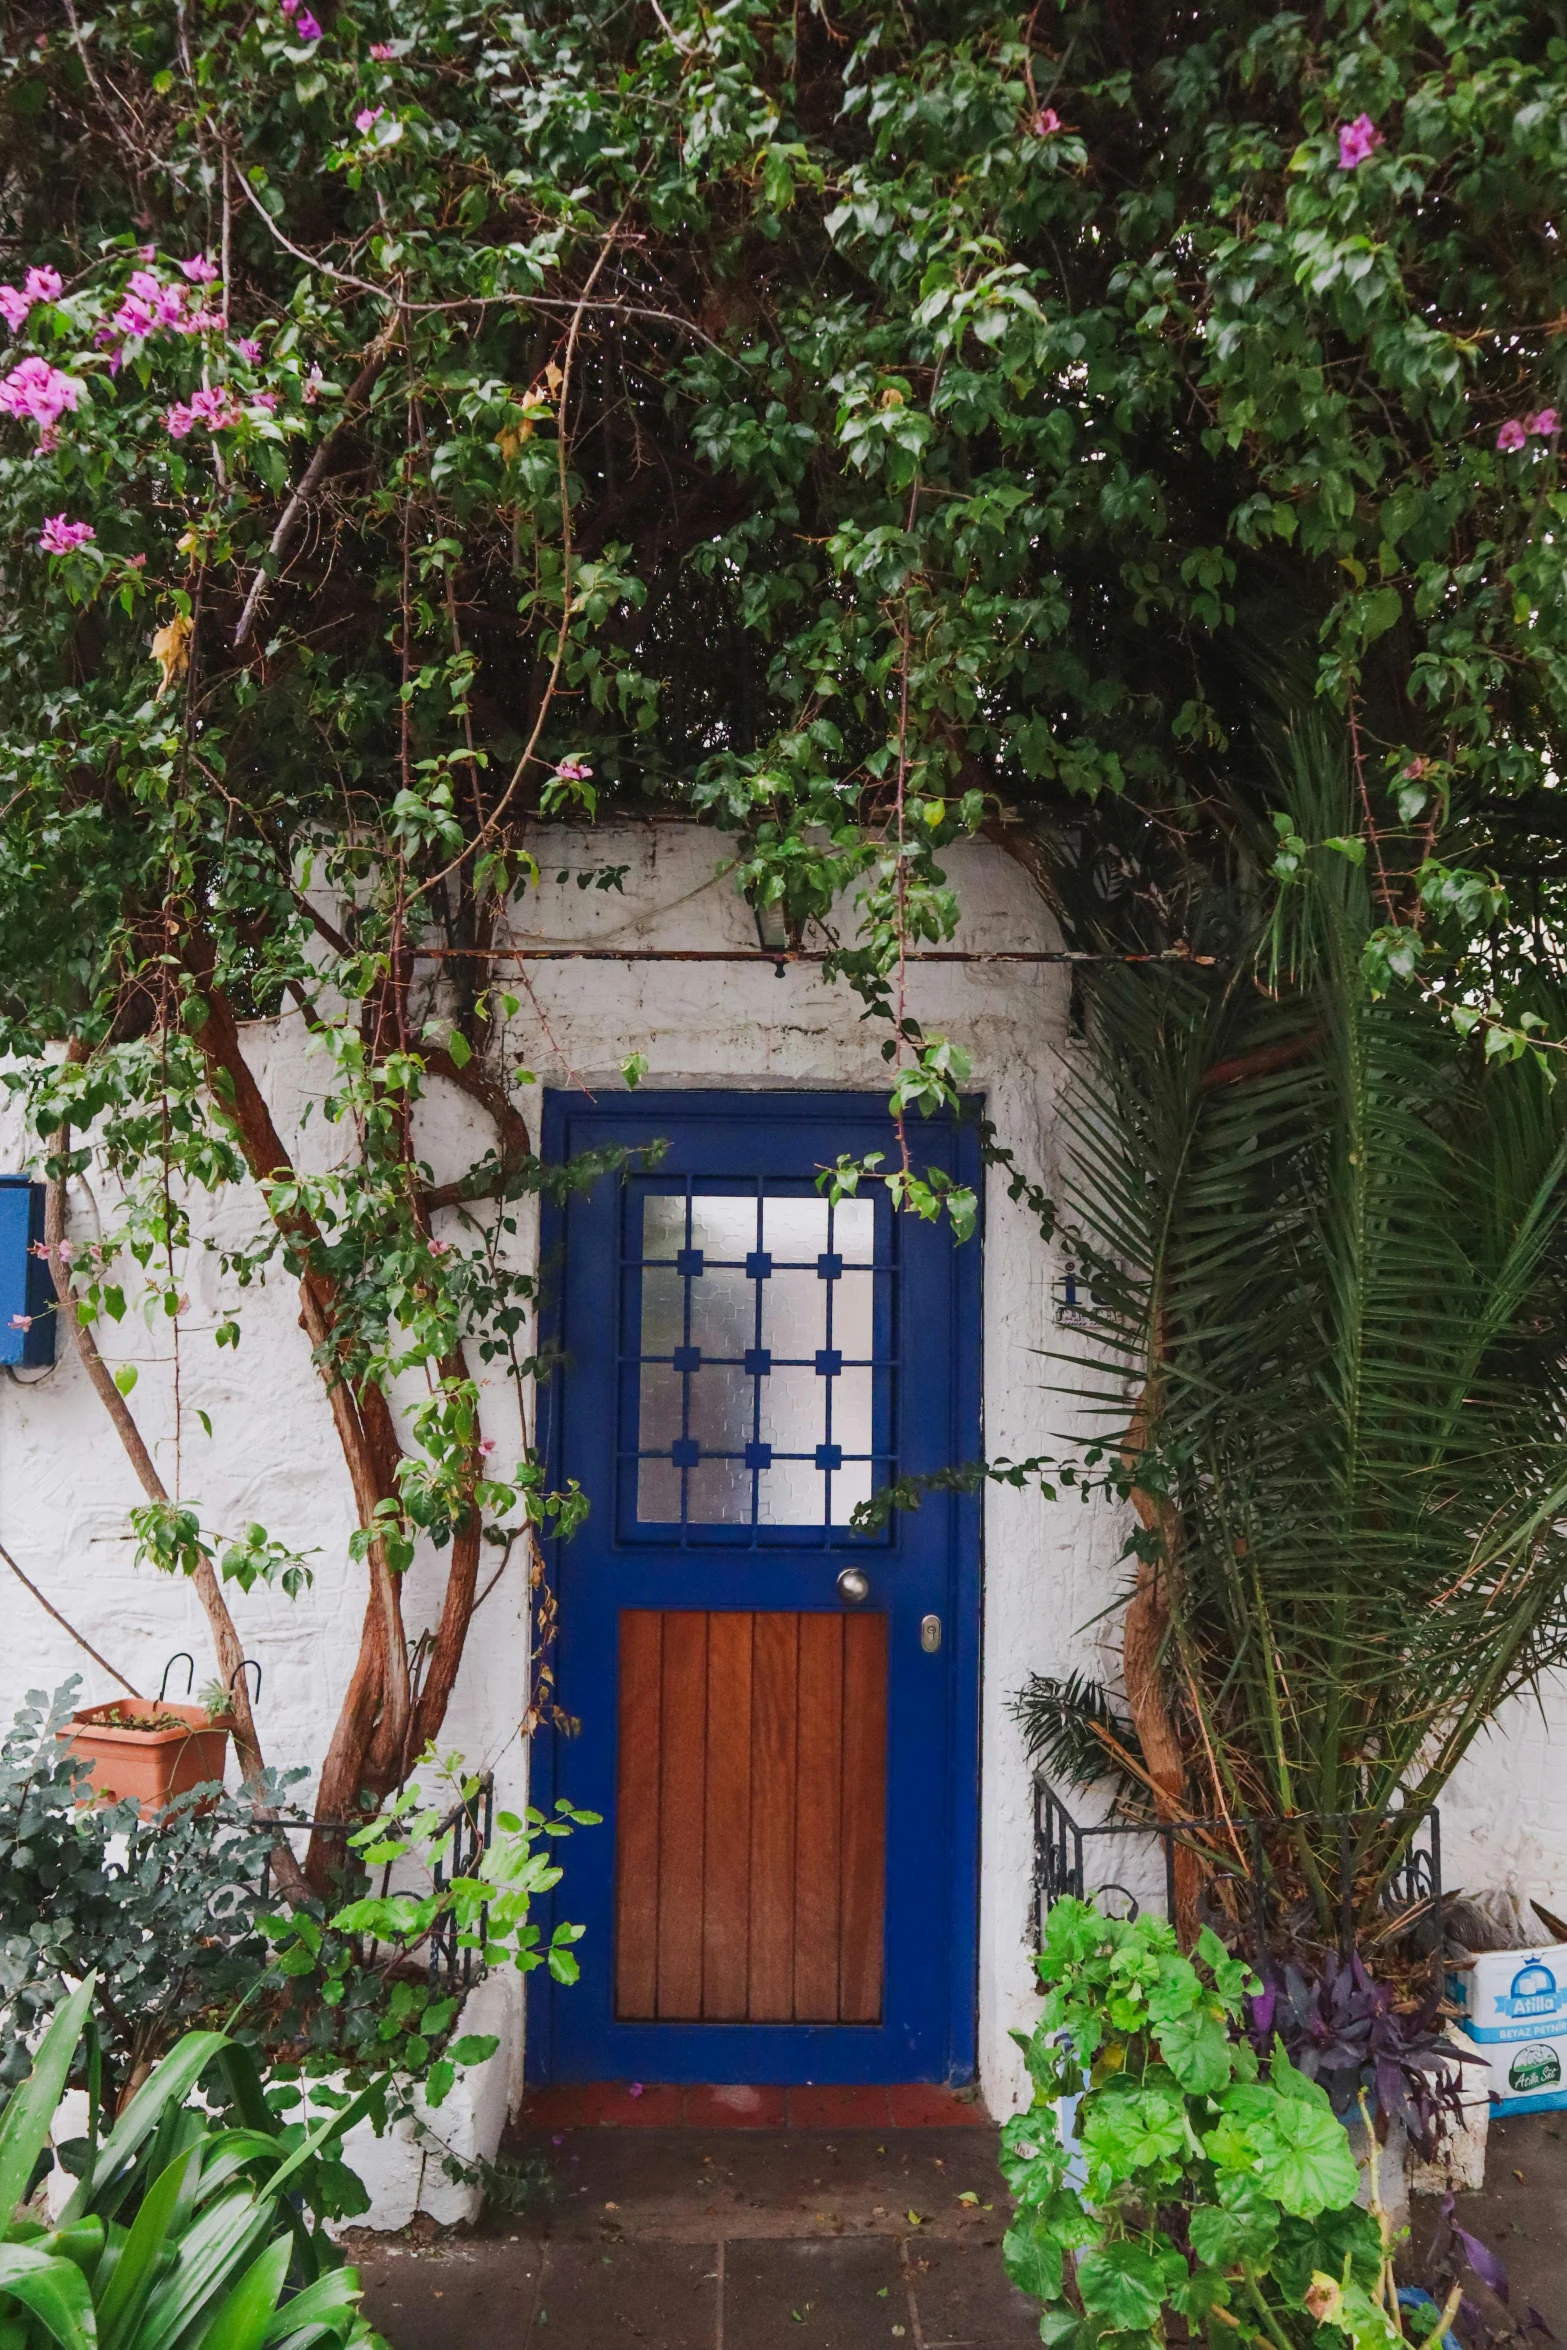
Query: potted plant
58 1694 231 1815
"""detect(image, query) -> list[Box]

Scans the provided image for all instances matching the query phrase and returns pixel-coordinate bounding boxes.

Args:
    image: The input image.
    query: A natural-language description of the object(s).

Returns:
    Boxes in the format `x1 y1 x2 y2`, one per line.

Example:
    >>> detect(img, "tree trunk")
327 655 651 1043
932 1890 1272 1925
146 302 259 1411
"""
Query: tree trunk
182 939 513 1884
44 1064 310 1904
1120 1359 1201 1944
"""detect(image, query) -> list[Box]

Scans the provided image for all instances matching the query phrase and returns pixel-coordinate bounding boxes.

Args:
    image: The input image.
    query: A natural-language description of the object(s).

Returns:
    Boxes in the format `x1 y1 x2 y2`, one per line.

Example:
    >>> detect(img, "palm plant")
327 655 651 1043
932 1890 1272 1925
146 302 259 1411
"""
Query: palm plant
1045 729 1567 1934
0 1980 380 2350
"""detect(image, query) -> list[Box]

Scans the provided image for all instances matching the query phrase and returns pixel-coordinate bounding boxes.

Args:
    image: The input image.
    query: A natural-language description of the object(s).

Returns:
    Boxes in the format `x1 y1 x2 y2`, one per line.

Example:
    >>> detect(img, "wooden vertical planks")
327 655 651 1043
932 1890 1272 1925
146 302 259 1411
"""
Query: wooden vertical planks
655 1611 709 2017
748 1611 800 2020
793 1612 846 2020
614 1610 664 2020
614 1607 888 2025
702 1610 755 2017
838 1612 888 2022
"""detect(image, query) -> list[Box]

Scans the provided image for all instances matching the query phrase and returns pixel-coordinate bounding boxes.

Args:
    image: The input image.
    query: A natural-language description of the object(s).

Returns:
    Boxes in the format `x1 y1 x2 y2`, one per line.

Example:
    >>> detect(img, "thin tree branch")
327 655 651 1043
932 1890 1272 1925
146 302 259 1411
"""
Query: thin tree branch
0 1537 140 1696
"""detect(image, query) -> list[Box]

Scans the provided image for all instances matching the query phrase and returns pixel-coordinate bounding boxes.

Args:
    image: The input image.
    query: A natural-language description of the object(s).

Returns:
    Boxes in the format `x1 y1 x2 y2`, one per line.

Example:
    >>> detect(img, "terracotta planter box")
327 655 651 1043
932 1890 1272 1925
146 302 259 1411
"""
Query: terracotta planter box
59 1701 231 1817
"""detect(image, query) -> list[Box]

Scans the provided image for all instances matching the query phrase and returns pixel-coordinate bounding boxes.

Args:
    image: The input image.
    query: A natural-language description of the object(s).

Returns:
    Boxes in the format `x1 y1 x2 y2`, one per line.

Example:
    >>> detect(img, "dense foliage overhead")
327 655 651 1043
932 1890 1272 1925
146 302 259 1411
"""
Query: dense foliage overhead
2 0 1566 1827
3 0 1567 1026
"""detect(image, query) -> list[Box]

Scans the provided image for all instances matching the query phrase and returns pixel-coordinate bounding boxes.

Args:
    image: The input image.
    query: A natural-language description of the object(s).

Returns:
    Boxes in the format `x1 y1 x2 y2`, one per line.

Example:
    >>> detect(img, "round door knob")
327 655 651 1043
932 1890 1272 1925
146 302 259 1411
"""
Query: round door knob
835 1567 871 1604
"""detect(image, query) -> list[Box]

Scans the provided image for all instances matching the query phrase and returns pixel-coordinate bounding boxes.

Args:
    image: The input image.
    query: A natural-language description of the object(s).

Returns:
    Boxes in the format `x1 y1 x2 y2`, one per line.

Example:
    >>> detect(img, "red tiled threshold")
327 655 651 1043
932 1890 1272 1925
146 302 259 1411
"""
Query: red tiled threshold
520 2081 989 2130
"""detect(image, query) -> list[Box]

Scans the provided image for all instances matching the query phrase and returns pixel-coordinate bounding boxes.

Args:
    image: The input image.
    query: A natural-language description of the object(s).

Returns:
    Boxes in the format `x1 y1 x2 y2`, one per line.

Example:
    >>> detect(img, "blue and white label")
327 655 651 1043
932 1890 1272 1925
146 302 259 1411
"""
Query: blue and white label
1495 1960 1567 2021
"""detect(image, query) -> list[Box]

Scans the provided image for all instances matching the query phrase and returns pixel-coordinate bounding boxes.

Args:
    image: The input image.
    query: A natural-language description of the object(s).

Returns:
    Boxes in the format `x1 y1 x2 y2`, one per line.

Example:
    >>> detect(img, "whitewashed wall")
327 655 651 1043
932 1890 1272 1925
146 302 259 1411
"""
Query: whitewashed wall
0 822 1561 2122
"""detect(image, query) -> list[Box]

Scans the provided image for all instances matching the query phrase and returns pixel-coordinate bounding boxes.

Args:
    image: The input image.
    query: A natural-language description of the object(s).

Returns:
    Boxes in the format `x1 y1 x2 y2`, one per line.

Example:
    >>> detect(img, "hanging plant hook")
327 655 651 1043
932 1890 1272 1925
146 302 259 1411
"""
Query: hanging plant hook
229 1657 262 1708
159 1652 195 1703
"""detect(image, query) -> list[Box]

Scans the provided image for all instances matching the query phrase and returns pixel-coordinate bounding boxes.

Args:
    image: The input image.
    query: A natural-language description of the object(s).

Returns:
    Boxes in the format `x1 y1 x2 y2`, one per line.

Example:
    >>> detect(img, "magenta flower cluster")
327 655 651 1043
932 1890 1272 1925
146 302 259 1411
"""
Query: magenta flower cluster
38 513 95 554
554 758 594 782
354 105 384 133
0 355 84 448
1337 114 1383 170
111 264 223 346
280 0 323 39
0 266 63 331
368 41 395 58
1496 410 1559 452
166 384 278 438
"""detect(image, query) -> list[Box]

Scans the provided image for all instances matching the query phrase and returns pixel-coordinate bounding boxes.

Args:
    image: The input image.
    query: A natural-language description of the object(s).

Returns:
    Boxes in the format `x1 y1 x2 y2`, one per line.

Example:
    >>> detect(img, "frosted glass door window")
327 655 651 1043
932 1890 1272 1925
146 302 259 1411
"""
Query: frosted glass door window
628 1186 887 1532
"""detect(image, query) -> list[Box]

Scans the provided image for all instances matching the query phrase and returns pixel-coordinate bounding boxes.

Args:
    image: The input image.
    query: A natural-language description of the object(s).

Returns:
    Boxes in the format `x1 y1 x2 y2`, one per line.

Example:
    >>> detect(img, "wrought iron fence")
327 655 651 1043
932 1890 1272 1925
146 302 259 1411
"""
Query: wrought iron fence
1033 1772 1442 1963
257 1773 495 1999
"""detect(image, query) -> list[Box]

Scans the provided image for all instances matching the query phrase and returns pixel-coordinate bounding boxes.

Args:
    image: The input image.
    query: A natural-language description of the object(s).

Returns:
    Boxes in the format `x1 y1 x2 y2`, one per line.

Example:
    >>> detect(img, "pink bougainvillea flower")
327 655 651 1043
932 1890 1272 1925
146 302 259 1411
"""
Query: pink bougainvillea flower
354 106 384 133
1526 408 1559 437
369 41 395 58
8 1313 30 1332
0 286 30 332
303 363 325 403
165 401 196 438
428 1237 453 1257
1337 113 1383 170
555 758 594 781
1496 418 1528 453
295 9 323 36
187 384 240 430
280 0 299 13
478 1438 497 1457
628 2083 644 2099
38 514 96 553
0 355 85 431
23 266 62 304
1033 108 1061 136
128 552 146 569
248 390 278 415
180 254 220 283
235 337 263 364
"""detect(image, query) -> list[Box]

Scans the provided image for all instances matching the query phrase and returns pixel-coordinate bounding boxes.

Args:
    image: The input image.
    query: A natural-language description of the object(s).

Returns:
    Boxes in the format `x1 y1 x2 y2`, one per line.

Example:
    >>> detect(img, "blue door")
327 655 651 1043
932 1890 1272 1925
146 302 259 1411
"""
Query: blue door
531 1091 981 2085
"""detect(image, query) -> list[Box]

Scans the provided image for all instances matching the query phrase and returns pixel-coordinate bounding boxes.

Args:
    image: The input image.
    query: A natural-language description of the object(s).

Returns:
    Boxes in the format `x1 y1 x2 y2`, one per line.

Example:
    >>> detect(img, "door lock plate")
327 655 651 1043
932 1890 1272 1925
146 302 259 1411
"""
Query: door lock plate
919 1613 942 1653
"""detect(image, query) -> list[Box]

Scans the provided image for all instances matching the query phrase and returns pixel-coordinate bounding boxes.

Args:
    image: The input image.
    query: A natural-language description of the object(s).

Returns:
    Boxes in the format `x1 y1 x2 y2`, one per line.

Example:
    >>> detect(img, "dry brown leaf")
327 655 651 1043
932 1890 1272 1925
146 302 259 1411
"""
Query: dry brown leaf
150 612 192 698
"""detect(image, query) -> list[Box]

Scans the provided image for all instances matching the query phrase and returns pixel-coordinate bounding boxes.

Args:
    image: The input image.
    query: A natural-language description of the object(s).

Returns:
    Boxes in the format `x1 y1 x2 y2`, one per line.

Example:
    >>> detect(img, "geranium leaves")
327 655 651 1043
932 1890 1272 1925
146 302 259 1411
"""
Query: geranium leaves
1006 1901 1379 2341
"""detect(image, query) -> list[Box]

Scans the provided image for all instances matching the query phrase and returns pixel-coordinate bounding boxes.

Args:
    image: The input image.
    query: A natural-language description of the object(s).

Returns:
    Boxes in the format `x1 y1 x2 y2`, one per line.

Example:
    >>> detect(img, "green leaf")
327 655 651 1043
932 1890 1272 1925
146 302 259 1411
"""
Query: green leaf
0 1978 95 2223
258 2268 361 2349
1248 2095 1358 2218
447 2036 499 2068
98 2149 196 2350
1362 584 1402 641
1001 2212 1064 2304
191 2234 291 2350
66 2032 229 2225
113 1366 137 1397
1156 2006 1232 2094
1188 2182 1280 2269
1075 2242 1166 2328
0 2247 95 2350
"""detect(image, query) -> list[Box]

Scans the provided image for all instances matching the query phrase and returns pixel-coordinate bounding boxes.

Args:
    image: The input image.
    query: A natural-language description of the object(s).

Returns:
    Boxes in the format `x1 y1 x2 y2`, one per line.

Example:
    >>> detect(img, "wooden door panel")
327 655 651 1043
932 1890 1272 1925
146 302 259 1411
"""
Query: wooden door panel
616 1608 886 2024
747 1611 799 2019
839 1613 890 2023
702 1610 754 2018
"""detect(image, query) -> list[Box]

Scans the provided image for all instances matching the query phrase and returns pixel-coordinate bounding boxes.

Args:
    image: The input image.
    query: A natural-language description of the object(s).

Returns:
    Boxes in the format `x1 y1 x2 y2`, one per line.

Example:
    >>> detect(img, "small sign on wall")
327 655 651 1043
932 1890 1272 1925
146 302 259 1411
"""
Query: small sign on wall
1053 1264 1095 1332
0 1179 56 1369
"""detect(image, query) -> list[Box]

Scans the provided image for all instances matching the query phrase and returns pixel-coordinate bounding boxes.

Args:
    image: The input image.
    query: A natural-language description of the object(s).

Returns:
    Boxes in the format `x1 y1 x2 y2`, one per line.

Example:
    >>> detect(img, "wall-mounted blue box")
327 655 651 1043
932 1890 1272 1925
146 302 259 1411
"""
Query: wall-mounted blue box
0 1178 57 1368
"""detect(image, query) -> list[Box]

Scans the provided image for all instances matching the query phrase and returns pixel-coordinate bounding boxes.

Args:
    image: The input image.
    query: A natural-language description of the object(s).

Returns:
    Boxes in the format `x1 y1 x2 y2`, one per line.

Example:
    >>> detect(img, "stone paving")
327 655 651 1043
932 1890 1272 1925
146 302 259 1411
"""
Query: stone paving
350 2103 1567 2349
353 2113 1040 2350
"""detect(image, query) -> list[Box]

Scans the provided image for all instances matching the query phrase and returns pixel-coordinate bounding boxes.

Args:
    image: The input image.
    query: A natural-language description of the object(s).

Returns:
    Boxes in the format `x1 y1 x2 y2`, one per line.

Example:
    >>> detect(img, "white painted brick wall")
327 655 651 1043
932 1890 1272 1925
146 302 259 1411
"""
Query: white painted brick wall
2 824 1560 2124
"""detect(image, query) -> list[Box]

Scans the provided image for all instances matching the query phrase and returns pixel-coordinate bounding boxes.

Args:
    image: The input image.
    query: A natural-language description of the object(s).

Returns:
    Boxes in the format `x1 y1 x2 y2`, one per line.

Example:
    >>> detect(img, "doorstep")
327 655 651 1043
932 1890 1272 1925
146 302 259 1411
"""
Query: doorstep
351 2108 1040 2350
518 2082 991 2130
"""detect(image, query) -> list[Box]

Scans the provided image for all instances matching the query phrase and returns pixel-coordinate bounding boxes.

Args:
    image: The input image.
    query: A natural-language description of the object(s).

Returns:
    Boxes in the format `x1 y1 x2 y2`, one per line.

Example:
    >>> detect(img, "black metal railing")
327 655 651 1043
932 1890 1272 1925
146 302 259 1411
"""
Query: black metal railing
1033 1772 1442 1963
257 1774 495 1999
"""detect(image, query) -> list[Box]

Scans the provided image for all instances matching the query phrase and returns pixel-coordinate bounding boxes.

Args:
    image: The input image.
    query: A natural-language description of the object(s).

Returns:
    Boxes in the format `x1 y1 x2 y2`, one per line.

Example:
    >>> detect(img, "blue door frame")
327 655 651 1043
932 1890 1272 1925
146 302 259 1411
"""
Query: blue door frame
529 1091 982 2086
